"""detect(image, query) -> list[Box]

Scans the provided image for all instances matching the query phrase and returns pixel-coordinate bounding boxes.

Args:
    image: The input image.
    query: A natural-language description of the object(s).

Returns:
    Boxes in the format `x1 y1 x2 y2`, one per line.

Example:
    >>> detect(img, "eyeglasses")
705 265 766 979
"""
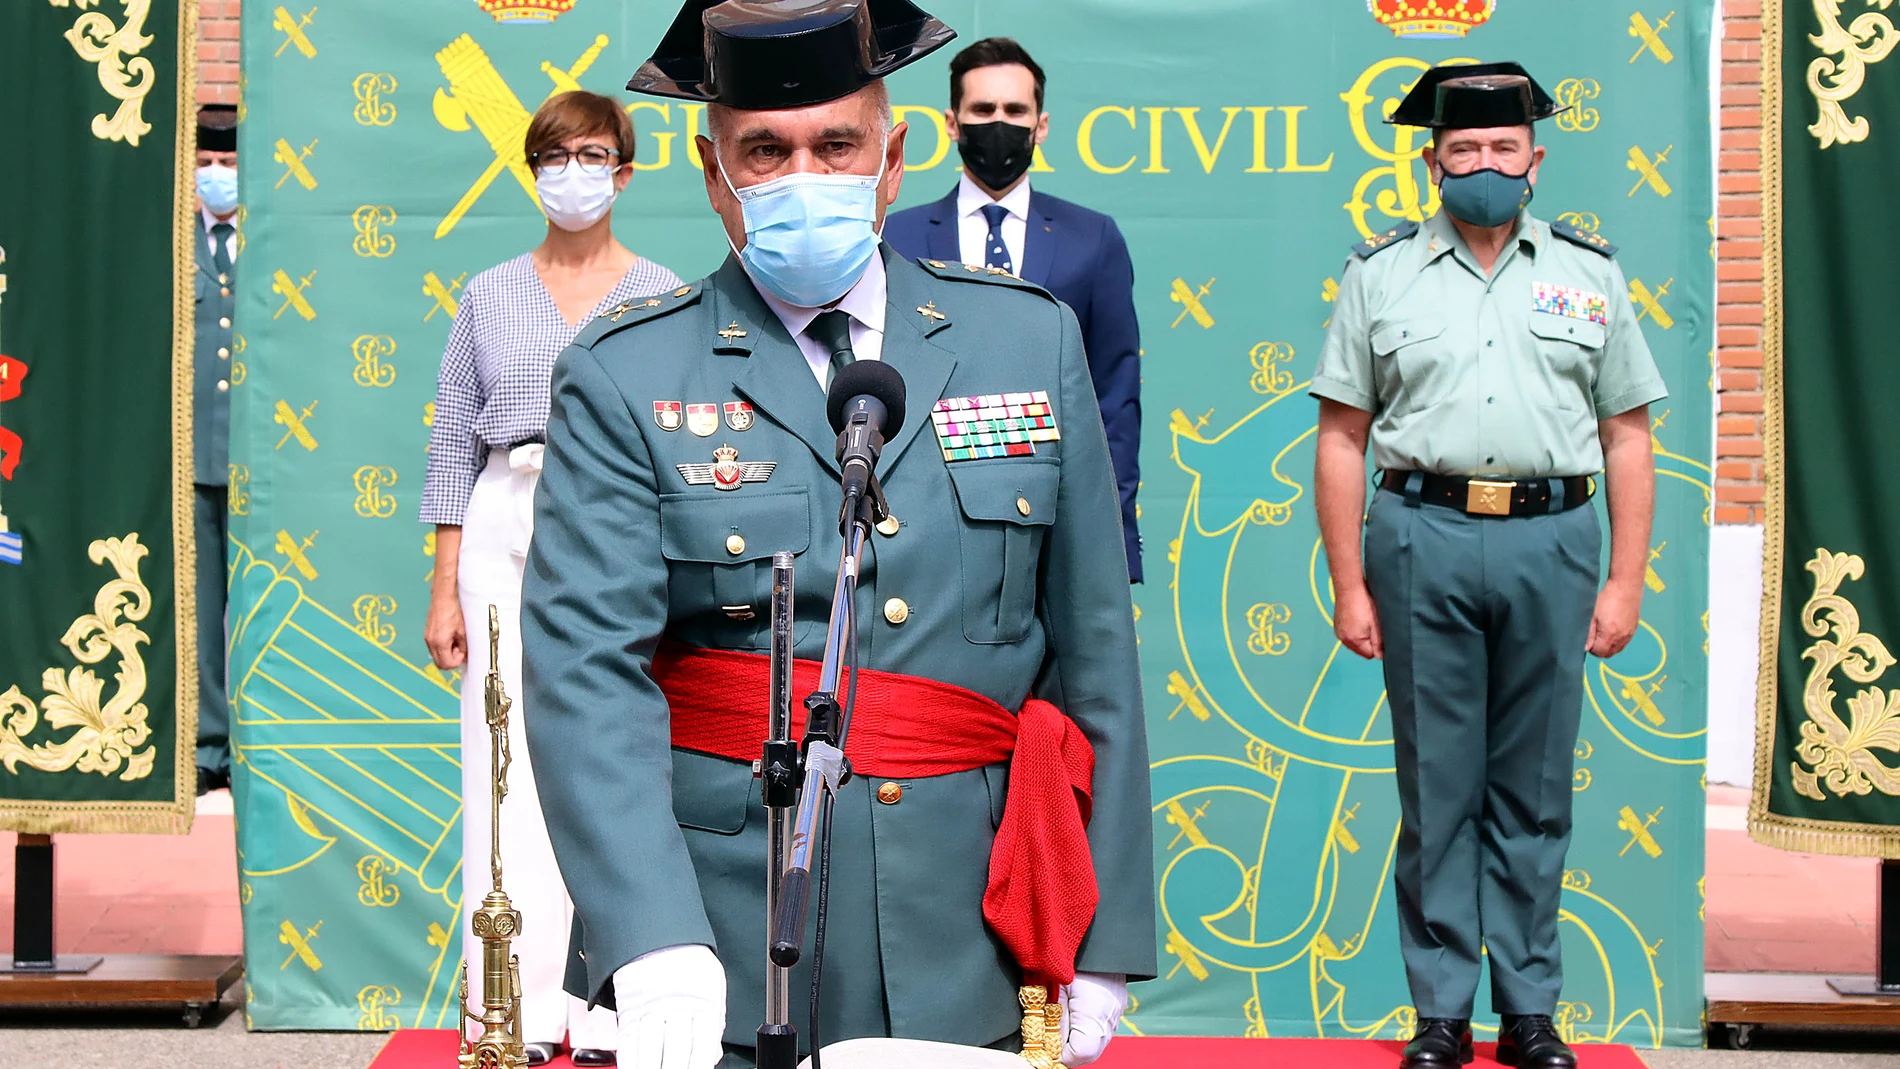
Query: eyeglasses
531 146 621 174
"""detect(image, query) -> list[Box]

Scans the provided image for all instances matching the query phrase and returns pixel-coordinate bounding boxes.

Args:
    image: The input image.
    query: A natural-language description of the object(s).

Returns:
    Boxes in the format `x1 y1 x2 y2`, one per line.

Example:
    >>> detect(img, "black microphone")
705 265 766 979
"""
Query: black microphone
826 361 907 510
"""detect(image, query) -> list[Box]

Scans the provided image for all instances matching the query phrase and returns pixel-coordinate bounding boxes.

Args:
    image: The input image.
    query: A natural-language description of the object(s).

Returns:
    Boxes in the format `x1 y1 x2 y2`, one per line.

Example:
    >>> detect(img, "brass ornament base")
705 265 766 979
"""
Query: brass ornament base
456 607 527 1069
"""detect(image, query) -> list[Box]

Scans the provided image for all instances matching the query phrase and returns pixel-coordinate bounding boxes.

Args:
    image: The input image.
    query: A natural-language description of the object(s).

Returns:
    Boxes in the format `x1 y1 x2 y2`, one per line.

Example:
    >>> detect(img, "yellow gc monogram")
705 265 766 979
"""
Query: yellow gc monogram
355 855 402 908
356 986 403 1030
352 206 397 258
1341 57 1472 239
352 466 399 518
353 594 397 645
352 73 398 126
1553 79 1601 133
351 334 397 387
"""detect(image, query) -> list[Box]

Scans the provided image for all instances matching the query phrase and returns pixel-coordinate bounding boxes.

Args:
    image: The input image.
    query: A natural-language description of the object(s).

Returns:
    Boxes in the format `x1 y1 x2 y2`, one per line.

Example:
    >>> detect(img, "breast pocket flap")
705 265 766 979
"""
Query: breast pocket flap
1528 312 1606 350
658 488 810 563
1371 318 1446 356
947 461 1059 527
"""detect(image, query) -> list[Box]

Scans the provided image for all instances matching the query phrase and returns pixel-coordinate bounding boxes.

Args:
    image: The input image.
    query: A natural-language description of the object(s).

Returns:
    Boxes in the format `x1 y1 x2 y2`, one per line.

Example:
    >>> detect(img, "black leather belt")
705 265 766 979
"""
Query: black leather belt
1380 471 1592 517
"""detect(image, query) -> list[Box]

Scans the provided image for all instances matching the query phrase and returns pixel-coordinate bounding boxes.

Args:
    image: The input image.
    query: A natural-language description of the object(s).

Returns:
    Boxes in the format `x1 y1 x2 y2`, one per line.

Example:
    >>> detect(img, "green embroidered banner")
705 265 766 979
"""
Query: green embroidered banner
1754 1 1900 857
234 0 1711 1042
0 0 196 834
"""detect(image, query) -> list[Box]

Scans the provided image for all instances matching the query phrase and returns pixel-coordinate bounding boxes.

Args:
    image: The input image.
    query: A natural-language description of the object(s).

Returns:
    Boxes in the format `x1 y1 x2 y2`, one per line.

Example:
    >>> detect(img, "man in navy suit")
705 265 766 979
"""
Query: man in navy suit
885 37 1144 582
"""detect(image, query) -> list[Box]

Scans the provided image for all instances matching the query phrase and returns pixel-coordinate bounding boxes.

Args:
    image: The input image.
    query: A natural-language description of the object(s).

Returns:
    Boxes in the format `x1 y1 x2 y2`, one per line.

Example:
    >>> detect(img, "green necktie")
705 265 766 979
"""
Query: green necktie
211 222 235 279
808 310 855 391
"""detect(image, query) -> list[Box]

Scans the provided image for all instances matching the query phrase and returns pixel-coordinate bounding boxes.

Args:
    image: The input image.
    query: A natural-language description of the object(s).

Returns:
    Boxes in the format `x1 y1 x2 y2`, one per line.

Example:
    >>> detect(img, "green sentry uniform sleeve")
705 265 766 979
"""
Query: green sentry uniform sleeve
1592 256 1670 418
1310 256 1378 412
520 343 713 1005
1035 299 1159 980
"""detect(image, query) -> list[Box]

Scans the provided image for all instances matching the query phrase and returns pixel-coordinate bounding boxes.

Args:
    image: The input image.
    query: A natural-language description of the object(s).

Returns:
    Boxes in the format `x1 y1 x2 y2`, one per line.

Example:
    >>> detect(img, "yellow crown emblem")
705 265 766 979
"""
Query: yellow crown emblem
713 445 740 463
474 0 577 23
1368 0 1495 38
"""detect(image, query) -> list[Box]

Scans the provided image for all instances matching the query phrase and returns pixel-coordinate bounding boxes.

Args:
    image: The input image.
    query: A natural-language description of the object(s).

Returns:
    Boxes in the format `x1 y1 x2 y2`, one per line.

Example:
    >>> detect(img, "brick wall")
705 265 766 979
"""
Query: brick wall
196 0 241 105
1717 0 1766 526
191 5 1771 522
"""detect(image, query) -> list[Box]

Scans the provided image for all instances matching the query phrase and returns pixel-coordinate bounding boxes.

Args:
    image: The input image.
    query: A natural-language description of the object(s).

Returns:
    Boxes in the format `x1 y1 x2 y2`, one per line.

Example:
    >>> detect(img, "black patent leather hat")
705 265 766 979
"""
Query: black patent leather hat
1385 61 1565 129
197 104 238 152
628 0 955 109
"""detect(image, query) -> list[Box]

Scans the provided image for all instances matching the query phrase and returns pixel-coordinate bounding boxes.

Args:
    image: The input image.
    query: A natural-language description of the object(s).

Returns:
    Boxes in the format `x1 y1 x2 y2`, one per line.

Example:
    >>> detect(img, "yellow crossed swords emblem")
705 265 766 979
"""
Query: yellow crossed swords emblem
274 399 319 451
272 268 318 320
422 270 466 322
1626 144 1673 198
1628 276 1674 329
1621 674 1668 727
1164 669 1212 722
273 6 317 58
1629 11 1674 65
1617 805 1664 858
431 33 611 239
1170 277 1215 329
1163 799 1211 850
279 919 324 971
274 138 318 190
274 529 320 580
1645 541 1669 593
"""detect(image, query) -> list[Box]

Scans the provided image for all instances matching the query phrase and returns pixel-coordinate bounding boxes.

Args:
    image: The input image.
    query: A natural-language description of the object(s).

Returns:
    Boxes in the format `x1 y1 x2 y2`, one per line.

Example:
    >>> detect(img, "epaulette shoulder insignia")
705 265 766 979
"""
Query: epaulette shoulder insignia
915 258 1056 303
1351 220 1419 258
575 283 704 350
1550 219 1618 258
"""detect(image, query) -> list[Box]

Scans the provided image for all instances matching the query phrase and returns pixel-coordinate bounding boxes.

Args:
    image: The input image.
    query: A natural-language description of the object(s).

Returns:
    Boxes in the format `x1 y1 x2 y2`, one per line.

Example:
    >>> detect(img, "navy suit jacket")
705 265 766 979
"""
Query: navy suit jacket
885 187 1143 581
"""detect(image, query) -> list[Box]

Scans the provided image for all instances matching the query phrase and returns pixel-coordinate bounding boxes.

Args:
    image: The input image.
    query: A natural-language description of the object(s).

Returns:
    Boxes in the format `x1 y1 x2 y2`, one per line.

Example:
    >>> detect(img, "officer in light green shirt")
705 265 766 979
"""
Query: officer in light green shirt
1310 64 1666 1069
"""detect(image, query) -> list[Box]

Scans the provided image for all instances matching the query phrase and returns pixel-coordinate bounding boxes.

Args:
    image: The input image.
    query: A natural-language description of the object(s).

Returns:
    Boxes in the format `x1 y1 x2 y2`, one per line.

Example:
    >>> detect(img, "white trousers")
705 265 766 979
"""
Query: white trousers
460 447 617 1051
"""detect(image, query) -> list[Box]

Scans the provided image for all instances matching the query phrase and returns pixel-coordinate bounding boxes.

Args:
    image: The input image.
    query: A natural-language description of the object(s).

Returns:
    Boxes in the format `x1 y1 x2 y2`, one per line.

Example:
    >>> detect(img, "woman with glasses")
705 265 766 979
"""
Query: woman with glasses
421 89 683 1068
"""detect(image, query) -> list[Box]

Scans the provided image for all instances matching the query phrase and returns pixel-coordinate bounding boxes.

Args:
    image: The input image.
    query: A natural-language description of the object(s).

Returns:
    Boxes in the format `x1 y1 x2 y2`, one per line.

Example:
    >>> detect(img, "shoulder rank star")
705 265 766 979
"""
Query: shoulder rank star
679 445 775 490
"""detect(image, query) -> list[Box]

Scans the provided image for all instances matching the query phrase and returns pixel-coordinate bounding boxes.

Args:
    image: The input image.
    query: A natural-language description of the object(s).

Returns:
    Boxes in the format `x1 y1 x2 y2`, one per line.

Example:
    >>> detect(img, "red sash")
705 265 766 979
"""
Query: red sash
653 641 1098 988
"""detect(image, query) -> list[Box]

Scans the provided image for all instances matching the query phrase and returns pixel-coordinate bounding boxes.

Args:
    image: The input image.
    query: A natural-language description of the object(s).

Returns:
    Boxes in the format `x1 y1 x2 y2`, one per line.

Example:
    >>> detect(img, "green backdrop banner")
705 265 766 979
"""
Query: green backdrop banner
1754 1 1900 857
0 0 196 834
232 0 1713 1042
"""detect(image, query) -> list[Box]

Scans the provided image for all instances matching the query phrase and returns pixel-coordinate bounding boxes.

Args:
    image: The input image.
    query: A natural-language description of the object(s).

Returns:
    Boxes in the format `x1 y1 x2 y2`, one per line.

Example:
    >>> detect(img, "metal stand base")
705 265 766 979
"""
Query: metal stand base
0 955 102 976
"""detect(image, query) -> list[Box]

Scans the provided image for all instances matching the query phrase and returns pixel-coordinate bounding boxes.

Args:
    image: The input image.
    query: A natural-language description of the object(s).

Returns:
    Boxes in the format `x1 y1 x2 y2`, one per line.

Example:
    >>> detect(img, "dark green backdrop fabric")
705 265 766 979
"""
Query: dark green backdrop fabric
0 1 195 833
1754 1 1900 856
233 0 1712 1043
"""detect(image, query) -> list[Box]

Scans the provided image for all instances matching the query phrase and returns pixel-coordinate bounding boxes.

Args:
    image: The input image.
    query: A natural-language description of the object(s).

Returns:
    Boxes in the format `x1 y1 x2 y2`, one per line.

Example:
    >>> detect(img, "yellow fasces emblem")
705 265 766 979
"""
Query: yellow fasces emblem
274 138 319 190
272 269 318 321
1617 805 1664 859
274 399 319 451
1625 144 1673 198
423 271 466 322
1169 277 1215 329
273 6 318 59
431 33 611 239
279 919 324 971
1628 276 1675 329
274 529 319 581
1628 11 1674 64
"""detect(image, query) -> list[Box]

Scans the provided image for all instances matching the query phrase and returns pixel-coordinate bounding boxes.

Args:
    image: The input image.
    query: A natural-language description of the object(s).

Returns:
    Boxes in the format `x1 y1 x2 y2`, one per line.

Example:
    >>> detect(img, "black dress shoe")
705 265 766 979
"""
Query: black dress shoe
571 1049 615 1066
1496 1014 1576 1068
521 1042 556 1066
1402 1018 1473 1068
196 768 212 797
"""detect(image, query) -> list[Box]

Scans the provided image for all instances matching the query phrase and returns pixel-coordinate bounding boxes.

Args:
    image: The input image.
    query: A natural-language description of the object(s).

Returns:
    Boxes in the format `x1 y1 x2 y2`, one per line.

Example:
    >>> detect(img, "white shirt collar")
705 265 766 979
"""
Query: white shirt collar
957 172 1032 223
201 204 237 233
752 245 889 341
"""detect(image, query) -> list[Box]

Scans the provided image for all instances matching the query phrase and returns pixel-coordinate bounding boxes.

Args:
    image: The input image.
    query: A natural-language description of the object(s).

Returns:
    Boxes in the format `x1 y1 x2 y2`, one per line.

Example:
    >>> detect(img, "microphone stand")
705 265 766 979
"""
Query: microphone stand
756 552 800 1069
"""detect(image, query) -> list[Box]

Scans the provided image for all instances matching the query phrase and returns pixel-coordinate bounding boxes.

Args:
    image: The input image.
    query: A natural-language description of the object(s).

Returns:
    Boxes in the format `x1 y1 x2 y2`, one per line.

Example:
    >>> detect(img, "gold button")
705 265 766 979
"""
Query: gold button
219 317 231 329
876 514 900 537
220 287 231 297
883 598 910 625
218 273 228 285
674 286 691 298
726 534 746 556
216 379 229 392
876 782 903 805
1016 497 1032 517
217 347 229 359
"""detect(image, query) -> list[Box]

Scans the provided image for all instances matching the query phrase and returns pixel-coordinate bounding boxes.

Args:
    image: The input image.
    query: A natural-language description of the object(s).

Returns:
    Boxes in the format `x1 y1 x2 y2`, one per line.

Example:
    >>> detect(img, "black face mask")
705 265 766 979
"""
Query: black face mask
956 121 1036 192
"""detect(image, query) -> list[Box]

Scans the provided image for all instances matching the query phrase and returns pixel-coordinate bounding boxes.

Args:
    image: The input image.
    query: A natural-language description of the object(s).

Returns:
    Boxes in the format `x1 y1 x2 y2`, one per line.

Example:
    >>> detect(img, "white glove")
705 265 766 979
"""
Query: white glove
1059 972 1127 1066
613 944 727 1069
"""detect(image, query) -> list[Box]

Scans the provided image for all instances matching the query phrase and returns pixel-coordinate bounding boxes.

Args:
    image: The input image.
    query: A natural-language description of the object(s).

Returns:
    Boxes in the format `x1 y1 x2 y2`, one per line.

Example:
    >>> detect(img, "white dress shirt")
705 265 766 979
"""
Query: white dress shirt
201 205 239 265
752 248 887 386
957 172 1031 271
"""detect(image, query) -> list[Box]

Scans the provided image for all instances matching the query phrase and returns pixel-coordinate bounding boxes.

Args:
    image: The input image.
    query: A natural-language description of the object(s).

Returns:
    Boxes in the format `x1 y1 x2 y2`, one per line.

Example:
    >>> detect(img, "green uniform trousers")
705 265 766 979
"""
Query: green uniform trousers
1363 486 1599 1019
194 484 230 775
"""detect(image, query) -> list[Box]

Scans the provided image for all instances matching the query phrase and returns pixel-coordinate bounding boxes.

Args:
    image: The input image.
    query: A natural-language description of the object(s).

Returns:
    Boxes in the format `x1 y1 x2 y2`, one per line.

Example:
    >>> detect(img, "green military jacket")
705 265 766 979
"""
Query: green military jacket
1311 209 1667 476
192 215 234 486
520 246 1157 1050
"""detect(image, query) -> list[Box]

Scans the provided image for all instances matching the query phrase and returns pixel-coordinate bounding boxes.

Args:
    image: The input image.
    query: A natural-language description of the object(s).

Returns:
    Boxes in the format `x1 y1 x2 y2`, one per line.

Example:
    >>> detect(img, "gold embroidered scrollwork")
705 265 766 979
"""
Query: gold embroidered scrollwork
1553 79 1602 132
49 0 158 147
0 535 156 780
1808 0 1900 149
1249 342 1296 397
1789 548 1900 800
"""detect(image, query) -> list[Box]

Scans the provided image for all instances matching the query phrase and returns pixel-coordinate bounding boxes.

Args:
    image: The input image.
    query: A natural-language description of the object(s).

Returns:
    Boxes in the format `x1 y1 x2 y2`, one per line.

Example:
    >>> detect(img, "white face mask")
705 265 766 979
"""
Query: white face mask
535 164 619 231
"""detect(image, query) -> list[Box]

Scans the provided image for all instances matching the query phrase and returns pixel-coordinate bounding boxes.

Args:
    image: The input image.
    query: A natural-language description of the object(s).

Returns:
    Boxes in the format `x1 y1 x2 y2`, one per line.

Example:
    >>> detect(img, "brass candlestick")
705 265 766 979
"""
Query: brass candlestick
458 605 526 1069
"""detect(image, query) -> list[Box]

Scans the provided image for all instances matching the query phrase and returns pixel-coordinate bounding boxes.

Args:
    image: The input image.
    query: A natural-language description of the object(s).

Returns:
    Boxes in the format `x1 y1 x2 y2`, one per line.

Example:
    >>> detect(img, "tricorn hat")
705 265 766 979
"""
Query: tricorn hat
627 0 955 110
197 103 238 153
1385 61 1565 129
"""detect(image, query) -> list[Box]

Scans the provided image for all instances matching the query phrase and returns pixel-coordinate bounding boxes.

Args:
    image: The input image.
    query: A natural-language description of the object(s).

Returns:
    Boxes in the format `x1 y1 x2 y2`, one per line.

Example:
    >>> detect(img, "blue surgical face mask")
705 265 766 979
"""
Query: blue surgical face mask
720 147 884 309
1437 165 1532 228
197 164 239 217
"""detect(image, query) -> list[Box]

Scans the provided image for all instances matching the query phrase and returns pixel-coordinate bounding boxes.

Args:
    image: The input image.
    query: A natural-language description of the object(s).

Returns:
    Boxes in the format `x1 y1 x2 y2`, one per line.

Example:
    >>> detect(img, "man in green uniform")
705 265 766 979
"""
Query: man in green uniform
519 3 1156 1068
193 103 240 796
1311 64 1665 1069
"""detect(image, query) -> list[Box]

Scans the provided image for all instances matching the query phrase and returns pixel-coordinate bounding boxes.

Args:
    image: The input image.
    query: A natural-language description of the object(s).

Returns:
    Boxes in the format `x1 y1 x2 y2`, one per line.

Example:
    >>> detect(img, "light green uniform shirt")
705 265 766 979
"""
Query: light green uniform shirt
1310 209 1667 477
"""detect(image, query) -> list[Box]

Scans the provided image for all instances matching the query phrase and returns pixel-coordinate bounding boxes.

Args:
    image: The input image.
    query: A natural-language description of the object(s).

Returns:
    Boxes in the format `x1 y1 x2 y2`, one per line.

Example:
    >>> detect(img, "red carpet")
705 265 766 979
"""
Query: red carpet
369 1029 1648 1068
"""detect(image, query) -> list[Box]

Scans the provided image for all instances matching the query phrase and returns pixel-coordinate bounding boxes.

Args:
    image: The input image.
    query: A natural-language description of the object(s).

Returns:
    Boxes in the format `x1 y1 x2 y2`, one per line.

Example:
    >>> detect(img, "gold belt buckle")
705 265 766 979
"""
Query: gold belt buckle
1465 479 1515 516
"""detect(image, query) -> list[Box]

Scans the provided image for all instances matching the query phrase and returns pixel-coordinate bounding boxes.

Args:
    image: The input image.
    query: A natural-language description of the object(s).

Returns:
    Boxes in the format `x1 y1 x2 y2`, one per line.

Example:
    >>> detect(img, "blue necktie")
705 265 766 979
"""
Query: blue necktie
980 203 1013 275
